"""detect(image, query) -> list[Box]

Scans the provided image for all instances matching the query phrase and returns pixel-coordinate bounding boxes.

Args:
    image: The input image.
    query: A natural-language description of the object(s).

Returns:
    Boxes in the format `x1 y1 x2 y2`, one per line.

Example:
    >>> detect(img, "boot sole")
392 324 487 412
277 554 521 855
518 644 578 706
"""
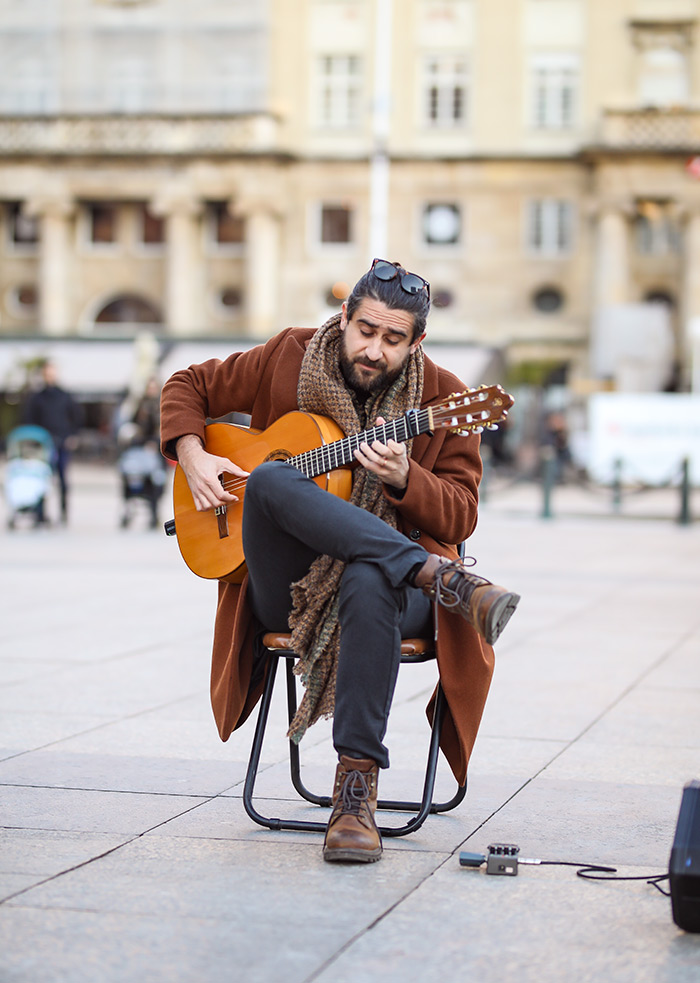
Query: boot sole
483 592 520 645
323 846 383 863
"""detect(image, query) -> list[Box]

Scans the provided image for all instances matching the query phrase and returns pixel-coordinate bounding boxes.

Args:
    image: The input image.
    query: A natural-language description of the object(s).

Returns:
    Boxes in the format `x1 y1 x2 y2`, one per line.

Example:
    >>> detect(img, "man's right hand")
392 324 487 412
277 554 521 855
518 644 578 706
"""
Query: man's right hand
175 434 249 511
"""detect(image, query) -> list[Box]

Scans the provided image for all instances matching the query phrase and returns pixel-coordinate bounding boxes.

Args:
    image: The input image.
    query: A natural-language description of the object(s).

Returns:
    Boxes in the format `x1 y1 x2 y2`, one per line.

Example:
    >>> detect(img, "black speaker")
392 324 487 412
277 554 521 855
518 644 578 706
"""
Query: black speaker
669 779 700 932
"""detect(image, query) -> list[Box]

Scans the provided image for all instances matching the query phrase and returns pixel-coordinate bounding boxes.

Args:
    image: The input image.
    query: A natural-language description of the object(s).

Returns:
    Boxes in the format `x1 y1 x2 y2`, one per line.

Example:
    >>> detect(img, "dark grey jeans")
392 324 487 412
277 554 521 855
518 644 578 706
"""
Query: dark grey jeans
241 461 432 768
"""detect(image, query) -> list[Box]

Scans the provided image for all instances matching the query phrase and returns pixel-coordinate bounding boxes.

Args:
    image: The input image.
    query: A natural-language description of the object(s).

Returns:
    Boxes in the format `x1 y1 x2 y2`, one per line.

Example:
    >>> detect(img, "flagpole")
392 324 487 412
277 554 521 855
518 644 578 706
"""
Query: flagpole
369 0 392 261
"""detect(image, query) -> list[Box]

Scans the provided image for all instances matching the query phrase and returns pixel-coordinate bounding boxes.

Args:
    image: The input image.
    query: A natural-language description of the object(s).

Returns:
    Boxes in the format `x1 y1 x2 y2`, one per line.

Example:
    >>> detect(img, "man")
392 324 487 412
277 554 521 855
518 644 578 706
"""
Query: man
22 360 83 524
160 259 519 864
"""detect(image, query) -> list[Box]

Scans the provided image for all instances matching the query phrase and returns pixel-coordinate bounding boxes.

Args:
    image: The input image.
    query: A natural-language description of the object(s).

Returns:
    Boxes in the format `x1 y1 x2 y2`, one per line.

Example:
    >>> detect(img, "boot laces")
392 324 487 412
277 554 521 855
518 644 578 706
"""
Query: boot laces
432 557 483 611
338 769 372 816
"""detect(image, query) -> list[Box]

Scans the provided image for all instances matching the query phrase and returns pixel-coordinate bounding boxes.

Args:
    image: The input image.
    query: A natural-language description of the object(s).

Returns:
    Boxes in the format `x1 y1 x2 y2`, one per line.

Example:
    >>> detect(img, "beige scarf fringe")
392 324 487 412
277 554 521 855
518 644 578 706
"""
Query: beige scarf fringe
286 313 424 743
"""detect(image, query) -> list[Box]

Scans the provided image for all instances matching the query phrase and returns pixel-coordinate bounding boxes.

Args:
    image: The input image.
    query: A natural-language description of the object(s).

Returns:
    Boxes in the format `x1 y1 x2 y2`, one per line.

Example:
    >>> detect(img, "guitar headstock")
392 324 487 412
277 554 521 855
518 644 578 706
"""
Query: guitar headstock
430 384 514 435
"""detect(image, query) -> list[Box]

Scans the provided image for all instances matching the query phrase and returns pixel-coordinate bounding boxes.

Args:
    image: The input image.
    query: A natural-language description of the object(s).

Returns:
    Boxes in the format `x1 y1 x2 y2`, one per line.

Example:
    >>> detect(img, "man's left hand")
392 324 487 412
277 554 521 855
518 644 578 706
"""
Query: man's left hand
354 416 409 490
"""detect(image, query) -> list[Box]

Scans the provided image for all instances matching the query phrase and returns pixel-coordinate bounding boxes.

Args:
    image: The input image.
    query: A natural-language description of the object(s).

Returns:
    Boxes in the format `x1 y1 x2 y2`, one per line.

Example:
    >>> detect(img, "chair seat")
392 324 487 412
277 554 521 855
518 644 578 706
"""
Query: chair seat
261 632 434 658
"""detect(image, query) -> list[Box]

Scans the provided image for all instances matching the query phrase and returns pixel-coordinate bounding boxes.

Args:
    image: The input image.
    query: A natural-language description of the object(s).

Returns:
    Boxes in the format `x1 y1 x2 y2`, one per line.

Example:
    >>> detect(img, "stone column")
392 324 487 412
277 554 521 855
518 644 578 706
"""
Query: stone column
241 206 280 338
234 174 286 338
26 196 75 335
152 193 204 336
593 204 630 309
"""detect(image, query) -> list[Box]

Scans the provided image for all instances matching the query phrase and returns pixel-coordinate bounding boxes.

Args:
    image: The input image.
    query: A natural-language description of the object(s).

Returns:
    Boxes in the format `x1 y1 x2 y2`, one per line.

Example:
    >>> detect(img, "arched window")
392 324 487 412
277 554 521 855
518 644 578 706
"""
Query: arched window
94 294 162 325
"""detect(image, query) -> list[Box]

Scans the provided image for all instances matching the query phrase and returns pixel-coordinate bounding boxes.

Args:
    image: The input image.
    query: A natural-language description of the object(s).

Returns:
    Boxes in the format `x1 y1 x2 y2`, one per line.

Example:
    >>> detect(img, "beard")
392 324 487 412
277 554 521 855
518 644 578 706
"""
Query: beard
339 335 406 397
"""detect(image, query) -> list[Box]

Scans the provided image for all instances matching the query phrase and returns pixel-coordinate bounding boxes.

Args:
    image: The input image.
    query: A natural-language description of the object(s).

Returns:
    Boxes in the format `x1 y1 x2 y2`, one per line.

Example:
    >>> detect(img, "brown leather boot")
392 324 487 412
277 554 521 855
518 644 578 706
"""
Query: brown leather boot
323 755 382 863
416 555 520 646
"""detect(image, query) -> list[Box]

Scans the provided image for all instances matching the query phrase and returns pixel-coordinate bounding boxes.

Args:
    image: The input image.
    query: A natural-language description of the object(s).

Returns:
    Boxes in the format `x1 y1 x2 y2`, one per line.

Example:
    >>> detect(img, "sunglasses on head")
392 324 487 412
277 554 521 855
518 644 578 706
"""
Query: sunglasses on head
370 258 430 301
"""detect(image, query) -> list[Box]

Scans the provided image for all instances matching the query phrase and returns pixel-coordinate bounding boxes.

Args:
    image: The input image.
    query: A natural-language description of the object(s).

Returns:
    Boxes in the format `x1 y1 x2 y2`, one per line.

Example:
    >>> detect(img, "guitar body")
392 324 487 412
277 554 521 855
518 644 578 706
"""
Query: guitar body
172 411 353 583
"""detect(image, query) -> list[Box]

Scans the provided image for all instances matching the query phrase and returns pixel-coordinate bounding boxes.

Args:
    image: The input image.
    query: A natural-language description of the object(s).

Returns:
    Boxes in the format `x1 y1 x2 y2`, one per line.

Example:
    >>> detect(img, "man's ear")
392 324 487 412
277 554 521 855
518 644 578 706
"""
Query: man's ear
340 302 348 331
410 332 426 353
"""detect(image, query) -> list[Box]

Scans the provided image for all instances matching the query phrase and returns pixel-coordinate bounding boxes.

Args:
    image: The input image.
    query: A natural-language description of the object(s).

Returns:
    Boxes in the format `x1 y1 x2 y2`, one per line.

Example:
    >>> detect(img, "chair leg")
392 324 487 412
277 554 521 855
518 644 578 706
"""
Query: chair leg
243 651 327 833
243 650 467 837
376 683 466 837
286 658 332 808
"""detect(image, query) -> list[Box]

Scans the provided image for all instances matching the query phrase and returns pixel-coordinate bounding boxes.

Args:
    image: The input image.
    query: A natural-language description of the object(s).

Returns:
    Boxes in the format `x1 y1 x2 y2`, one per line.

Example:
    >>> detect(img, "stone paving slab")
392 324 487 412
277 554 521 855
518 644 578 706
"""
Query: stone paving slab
1 463 699 981
311 862 699 983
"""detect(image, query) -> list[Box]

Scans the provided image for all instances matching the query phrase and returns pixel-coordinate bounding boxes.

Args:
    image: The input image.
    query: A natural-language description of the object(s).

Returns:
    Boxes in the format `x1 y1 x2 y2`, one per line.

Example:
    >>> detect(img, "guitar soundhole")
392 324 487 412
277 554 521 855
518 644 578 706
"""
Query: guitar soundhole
264 448 292 462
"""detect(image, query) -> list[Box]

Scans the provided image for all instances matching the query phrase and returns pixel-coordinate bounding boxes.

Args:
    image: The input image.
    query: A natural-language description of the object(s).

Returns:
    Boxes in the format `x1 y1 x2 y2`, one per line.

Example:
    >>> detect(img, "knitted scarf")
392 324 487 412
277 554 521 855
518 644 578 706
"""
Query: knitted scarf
286 312 424 743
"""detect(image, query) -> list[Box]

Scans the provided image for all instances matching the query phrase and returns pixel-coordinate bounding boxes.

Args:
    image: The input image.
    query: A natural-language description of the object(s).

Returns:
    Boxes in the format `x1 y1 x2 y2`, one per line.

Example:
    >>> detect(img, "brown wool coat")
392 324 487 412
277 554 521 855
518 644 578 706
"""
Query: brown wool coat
160 327 495 785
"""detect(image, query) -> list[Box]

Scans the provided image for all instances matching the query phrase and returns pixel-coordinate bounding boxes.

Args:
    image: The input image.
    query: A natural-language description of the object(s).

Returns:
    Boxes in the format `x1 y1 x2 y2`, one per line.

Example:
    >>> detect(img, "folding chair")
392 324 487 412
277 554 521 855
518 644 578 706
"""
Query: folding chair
242 632 467 837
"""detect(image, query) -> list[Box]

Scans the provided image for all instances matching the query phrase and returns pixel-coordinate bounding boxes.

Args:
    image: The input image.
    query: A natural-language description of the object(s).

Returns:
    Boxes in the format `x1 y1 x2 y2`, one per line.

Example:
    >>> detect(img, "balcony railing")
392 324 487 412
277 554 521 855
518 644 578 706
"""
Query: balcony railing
0 114 280 156
599 108 700 150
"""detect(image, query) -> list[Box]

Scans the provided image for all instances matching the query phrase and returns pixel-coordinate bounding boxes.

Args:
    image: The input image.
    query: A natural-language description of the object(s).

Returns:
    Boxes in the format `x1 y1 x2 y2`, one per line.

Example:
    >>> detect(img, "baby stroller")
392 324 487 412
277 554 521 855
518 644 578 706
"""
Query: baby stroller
118 439 167 529
4 425 54 529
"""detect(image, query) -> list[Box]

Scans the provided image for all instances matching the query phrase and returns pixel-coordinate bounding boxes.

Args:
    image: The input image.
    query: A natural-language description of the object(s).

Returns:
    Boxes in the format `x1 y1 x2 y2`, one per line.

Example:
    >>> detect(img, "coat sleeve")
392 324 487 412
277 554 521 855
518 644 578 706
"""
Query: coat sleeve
159 331 290 459
384 427 482 547
383 361 483 547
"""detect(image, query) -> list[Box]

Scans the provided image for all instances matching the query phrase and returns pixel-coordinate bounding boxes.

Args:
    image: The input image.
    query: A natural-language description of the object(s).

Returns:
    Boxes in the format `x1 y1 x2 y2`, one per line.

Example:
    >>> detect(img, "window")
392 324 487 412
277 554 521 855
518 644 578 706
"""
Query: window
138 204 165 246
634 200 680 255
95 294 162 324
532 286 564 313
432 289 454 309
423 55 468 127
631 21 693 109
316 54 362 128
526 199 573 255
639 46 689 107
320 205 353 244
530 54 578 129
7 284 39 317
207 203 245 246
220 287 243 309
422 203 461 246
6 203 39 247
88 204 118 244
0 41 55 114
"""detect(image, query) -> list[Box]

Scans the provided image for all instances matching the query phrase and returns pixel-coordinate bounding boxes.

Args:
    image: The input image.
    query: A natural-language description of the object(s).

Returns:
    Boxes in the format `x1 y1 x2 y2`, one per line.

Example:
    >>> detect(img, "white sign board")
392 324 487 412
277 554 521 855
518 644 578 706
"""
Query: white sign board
588 393 700 485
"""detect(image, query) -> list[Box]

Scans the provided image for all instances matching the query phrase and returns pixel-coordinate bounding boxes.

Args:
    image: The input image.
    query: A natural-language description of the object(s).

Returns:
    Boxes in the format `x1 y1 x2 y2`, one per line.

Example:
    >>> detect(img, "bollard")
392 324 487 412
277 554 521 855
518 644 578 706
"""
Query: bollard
541 446 556 519
480 444 491 503
678 457 691 526
612 457 623 514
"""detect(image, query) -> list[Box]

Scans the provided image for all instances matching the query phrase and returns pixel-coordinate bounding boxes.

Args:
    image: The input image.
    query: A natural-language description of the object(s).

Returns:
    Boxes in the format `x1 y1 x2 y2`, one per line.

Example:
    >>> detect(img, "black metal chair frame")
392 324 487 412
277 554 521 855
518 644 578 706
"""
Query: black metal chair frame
242 640 467 838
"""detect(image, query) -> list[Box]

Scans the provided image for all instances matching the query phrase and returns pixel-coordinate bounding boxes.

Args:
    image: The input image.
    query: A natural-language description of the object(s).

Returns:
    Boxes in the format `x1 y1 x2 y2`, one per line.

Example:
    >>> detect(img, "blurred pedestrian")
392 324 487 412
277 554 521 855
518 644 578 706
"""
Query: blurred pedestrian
116 377 166 530
132 376 161 445
22 360 83 523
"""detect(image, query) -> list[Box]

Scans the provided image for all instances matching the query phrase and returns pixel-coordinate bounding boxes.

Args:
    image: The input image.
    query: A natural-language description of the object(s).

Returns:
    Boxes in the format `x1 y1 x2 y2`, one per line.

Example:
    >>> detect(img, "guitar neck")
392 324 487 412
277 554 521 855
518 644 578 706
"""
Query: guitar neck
287 407 433 480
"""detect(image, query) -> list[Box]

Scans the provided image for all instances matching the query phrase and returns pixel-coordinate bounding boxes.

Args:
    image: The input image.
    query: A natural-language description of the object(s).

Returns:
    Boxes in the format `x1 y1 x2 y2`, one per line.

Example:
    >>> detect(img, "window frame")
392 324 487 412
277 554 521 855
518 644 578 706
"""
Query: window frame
134 202 166 253
80 202 121 253
421 52 469 129
314 53 363 130
525 198 575 257
529 53 579 130
204 201 246 255
4 202 40 254
420 201 463 250
309 201 357 253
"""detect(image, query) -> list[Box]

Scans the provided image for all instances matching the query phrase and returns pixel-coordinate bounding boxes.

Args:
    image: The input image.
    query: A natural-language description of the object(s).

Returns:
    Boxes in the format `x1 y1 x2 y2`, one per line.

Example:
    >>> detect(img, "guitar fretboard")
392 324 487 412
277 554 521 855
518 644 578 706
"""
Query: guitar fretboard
286 408 431 480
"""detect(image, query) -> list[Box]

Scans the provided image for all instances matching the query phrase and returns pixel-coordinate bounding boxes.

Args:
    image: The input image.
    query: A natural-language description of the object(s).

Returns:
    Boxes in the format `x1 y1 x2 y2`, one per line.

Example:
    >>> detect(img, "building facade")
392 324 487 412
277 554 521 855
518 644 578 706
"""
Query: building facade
1 0 700 396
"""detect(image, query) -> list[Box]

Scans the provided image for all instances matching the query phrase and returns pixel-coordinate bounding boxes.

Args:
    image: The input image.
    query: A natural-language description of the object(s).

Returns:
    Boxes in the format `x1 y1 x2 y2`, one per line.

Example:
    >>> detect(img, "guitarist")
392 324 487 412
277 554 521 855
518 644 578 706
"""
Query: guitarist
160 258 519 865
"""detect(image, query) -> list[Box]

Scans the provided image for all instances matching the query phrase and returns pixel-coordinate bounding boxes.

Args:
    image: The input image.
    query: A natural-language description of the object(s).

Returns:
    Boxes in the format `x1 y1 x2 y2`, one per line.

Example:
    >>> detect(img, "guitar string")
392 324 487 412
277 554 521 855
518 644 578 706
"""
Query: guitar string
211 425 490 494
194 398 502 499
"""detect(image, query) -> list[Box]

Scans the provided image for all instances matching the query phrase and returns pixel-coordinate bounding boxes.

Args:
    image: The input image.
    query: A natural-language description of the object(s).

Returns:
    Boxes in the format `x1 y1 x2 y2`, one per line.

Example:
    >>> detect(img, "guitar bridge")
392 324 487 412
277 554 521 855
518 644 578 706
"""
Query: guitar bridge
214 505 229 539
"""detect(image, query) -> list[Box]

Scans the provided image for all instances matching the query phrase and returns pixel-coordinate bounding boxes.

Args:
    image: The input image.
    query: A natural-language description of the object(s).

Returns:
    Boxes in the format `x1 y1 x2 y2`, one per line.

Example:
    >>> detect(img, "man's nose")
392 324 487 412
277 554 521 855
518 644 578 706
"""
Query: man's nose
366 339 383 360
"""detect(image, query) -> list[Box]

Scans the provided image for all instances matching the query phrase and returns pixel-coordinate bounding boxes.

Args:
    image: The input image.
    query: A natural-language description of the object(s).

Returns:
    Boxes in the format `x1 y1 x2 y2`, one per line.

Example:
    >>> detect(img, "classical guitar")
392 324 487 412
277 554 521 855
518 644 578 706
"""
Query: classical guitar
168 384 513 583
